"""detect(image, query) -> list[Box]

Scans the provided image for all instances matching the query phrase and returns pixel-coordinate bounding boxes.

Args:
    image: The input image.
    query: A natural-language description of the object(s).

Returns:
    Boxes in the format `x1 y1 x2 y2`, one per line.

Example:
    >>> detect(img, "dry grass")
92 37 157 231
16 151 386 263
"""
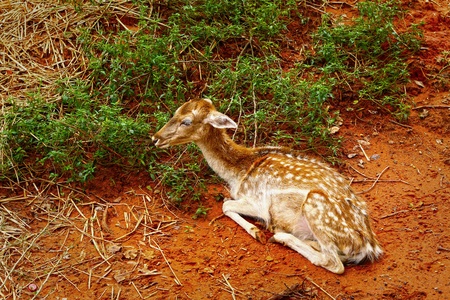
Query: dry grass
0 1 181 298
0 0 148 104
1 0 87 106
0 183 179 298
0 0 147 168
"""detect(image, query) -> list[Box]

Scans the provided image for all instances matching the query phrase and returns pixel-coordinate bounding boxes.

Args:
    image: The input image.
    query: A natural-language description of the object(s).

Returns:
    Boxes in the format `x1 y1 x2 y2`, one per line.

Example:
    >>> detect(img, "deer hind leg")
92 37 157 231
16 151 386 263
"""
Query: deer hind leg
222 198 267 244
270 231 344 274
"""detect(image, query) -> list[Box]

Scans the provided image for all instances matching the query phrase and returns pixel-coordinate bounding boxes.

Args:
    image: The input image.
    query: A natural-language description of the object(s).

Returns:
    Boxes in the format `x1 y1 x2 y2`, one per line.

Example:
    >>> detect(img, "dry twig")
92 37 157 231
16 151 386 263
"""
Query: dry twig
356 166 390 194
218 274 245 299
305 276 336 300
149 239 182 286
412 105 450 110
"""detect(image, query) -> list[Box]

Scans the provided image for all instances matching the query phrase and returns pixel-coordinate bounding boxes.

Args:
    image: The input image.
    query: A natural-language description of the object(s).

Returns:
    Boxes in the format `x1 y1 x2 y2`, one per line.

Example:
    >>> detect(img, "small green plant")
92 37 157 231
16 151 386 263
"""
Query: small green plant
432 50 450 92
214 193 224 202
156 163 207 204
184 226 194 232
192 204 211 219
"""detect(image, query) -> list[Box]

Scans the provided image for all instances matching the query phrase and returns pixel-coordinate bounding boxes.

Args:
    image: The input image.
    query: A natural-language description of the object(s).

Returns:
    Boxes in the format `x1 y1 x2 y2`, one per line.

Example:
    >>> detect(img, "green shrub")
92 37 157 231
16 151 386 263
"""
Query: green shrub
311 0 422 120
1 0 422 213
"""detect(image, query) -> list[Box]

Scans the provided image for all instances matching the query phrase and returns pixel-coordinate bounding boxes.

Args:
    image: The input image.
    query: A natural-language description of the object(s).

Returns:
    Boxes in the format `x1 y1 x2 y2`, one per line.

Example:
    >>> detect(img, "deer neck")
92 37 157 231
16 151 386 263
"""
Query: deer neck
196 127 255 188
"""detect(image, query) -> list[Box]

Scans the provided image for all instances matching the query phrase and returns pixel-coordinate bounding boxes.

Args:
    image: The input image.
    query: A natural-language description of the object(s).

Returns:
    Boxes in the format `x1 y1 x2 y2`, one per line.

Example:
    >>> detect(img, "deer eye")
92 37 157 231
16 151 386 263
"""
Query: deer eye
180 119 192 126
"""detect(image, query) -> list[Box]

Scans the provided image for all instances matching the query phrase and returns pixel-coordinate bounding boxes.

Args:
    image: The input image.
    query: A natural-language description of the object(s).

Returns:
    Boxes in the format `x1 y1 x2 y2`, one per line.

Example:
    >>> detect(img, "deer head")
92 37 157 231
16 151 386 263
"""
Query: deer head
152 99 237 148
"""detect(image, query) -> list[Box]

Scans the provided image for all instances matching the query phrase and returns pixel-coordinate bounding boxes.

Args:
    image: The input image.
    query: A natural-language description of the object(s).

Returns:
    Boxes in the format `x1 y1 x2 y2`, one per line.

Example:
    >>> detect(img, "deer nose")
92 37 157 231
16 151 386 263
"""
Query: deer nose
151 136 159 144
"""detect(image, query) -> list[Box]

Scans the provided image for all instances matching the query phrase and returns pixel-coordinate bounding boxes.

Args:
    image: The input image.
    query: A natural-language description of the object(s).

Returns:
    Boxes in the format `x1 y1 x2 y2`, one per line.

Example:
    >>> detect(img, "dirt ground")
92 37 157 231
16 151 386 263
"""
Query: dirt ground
1 0 450 299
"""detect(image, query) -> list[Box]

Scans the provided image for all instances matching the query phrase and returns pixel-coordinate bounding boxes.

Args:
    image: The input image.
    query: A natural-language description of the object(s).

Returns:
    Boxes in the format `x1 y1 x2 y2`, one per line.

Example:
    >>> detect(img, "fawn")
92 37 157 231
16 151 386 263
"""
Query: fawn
152 98 382 274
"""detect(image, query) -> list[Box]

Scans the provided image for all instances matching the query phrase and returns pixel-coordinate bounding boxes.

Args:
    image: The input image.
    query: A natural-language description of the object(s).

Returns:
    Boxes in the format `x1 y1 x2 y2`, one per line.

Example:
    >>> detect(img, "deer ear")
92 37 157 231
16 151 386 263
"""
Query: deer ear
204 111 237 129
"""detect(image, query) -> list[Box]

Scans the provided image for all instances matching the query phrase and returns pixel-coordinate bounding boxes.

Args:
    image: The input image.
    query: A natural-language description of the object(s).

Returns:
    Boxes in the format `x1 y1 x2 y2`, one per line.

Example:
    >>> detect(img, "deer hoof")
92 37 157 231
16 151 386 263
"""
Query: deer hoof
255 229 267 244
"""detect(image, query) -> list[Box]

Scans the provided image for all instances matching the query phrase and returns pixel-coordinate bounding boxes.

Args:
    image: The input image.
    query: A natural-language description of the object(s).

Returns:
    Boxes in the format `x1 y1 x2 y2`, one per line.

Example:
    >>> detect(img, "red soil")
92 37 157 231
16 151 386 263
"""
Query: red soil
1 0 449 299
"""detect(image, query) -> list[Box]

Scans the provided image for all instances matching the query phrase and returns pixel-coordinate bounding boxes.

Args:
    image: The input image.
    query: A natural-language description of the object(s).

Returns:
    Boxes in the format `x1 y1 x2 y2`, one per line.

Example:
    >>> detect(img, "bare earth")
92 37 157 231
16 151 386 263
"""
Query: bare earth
1 0 449 299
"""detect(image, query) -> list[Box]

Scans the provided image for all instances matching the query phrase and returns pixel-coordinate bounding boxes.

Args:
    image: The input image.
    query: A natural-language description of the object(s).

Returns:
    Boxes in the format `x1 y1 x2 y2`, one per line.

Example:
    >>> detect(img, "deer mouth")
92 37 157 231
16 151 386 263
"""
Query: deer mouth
152 136 169 148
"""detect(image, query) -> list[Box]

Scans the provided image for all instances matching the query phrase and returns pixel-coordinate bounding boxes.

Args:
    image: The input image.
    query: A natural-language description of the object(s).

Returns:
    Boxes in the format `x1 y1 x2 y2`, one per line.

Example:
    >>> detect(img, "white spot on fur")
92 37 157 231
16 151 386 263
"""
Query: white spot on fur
316 202 324 212
334 204 342 215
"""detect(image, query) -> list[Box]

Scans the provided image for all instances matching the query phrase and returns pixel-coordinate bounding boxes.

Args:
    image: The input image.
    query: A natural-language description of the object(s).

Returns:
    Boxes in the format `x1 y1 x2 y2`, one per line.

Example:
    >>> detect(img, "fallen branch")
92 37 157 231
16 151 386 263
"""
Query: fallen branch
150 239 182 286
412 105 450 110
248 268 302 277
380 204 435 219
348 165 374 179
101 205 113 234
380 209 410 219
113 214 144 242
358 143 371 162
267 283 310 300
352 179 410 185
209 213 225 226
389 119 413 129
356 166 390 194
218 274 245 299
306 276 335 300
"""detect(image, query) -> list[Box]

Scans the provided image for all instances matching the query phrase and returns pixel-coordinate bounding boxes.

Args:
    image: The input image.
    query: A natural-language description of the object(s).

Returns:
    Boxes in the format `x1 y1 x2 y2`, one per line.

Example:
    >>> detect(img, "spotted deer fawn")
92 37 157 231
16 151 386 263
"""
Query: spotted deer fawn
152 99 382 274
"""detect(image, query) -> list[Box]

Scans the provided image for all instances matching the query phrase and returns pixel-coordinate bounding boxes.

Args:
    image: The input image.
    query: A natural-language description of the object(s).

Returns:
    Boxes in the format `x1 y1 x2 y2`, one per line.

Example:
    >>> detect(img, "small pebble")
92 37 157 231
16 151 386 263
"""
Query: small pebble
371 154 380 160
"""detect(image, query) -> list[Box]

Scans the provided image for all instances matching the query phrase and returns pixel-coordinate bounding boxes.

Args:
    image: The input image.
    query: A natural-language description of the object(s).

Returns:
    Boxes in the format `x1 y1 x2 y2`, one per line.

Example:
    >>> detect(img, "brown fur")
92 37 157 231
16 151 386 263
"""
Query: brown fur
153 99 383 274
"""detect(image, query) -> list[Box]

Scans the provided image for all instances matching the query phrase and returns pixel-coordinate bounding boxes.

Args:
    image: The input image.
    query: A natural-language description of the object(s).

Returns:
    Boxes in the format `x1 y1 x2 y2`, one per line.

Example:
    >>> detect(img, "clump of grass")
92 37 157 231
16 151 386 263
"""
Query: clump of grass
432 50 450 92
309 0 423 120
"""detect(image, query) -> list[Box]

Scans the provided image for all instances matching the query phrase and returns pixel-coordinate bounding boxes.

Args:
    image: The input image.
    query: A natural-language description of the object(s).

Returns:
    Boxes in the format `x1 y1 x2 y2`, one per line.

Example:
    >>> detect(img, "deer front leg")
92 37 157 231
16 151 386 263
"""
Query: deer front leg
222 198 267 244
